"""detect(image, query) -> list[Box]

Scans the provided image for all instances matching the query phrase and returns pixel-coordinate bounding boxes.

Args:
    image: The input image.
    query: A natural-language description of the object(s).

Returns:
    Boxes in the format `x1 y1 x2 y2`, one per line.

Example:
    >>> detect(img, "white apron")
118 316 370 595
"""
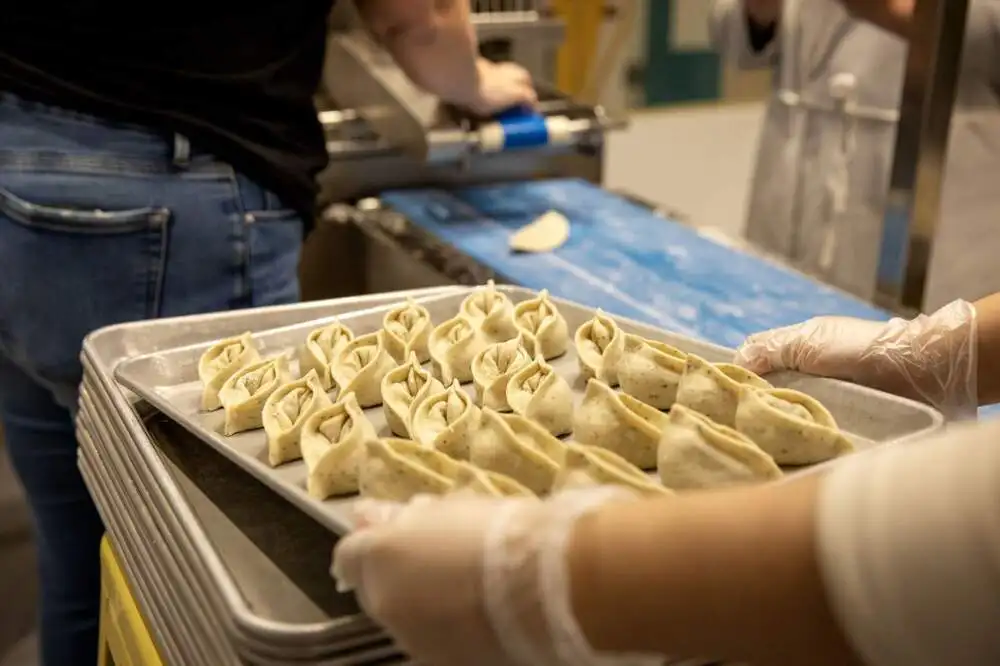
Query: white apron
720 0 1000 309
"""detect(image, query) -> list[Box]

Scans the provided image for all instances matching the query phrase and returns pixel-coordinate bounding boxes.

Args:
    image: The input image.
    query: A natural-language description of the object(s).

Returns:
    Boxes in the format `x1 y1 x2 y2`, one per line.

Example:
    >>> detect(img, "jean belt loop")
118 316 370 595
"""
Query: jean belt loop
172 133 191 169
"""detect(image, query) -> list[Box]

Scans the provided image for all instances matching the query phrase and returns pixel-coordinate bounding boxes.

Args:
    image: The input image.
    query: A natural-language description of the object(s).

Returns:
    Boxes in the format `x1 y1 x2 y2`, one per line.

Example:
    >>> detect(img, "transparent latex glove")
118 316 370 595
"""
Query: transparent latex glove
332 490 663 666
465 59 539 116
734 299 978 420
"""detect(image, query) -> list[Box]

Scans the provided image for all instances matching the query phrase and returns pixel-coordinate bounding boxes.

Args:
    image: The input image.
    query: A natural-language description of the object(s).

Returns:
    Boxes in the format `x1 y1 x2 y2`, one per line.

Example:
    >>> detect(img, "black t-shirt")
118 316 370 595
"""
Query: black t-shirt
0 1 336 218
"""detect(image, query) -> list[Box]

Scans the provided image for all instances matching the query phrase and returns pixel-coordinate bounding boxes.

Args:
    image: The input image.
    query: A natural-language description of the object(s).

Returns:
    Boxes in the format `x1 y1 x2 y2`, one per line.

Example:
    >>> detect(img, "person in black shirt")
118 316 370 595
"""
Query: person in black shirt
0 2 536 664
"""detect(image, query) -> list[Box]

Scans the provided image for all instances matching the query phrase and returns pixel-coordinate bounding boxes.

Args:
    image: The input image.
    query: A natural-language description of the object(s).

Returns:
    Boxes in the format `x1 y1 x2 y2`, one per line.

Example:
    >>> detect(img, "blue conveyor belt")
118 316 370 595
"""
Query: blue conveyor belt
382 179 887 348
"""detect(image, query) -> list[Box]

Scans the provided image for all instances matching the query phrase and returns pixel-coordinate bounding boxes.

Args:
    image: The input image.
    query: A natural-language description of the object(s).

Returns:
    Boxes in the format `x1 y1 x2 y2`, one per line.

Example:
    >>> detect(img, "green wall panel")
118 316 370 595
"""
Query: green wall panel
644 0 722 106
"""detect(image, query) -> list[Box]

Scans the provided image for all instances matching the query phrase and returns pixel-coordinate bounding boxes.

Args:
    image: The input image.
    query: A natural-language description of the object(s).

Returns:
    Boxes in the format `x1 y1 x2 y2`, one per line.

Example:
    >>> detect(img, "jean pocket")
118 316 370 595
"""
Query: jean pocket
0 184 171 388
245 208 303 307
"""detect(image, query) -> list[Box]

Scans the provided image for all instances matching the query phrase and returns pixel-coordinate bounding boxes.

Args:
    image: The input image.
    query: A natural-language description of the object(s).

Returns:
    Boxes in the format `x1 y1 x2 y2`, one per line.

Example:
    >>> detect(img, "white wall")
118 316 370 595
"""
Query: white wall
604 102 767 237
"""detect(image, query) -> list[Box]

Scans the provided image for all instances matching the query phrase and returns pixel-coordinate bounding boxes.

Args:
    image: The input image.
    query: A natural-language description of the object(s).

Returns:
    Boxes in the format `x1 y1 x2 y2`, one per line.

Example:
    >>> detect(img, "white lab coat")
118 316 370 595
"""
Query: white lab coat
710 0 1000 309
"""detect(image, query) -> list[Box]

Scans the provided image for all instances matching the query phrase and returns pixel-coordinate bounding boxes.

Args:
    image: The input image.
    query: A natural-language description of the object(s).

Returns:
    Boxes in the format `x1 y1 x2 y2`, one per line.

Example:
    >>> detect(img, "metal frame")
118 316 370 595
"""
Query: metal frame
875 0 970 311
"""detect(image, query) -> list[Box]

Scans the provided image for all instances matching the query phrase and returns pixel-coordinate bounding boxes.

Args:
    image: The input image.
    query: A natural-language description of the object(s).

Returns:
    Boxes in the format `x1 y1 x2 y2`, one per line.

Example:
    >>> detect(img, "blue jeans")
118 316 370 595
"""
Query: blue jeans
0 94 304 665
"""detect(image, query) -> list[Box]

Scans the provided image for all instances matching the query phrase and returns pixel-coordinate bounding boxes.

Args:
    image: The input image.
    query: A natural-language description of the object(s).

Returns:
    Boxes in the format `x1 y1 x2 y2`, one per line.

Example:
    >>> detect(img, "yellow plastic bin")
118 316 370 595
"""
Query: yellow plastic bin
98 537 164 666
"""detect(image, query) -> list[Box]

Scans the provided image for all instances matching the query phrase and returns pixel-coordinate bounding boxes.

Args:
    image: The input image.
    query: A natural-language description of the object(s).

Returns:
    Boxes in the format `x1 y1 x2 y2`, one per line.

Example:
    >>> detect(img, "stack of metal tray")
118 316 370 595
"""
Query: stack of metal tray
76 285 944 666
76 287 463 665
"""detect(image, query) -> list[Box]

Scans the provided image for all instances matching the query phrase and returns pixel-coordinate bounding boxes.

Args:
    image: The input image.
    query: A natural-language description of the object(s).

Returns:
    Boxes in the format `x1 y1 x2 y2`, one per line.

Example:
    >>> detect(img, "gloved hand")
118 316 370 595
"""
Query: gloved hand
332 489 662 666
466 59 538 116
734 299 978 420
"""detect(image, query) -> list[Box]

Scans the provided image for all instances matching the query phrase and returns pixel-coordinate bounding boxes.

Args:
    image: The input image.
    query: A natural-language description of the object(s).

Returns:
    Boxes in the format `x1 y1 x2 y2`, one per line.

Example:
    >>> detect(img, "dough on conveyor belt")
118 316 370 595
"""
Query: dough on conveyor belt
509 210 570 253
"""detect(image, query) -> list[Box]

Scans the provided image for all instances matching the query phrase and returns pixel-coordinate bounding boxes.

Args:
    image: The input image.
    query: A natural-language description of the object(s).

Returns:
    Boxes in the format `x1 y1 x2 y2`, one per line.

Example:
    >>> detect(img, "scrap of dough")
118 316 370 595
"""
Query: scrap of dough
509 210 570 253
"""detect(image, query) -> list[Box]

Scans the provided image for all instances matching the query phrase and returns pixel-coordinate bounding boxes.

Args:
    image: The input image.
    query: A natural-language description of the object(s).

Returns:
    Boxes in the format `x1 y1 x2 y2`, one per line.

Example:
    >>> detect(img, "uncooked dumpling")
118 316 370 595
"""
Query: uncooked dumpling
329 331 397 408
300 321 354 391
575 310 625 385
506 359 574 436
382 299 433 363
509 210 570 253
658 404 782 490
198 332 260 411
428 315 489 384
618 334 688 409
513 289 569 360
359 438 461 502
218 356 294 436
380 353 445 438
449 464 536 498
262 370 333 467
735 388 855 465
469 409 567 494
573 379 669 469
674 355 772 427
554 443 671 497
471 334 533 411
459 280 517 344
409 381 480 460
300 392 378 499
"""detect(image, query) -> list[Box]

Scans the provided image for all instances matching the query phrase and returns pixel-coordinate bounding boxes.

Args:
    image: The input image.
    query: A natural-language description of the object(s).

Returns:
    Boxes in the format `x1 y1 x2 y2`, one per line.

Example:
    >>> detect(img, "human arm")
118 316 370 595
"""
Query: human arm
734 296 990 419
355 0 536 114
332 420 1000 666
709 0 783 69
572 419 1000 666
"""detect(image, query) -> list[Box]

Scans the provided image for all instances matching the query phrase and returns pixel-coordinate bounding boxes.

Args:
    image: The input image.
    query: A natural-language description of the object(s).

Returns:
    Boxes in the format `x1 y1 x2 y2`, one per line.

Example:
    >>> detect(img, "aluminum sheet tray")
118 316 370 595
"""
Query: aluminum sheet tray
116 286 944 536
81 288 460 660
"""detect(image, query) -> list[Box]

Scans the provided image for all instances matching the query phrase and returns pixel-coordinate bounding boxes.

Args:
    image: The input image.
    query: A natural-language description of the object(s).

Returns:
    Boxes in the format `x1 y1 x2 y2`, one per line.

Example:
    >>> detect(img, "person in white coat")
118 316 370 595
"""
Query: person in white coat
710 0 1000 309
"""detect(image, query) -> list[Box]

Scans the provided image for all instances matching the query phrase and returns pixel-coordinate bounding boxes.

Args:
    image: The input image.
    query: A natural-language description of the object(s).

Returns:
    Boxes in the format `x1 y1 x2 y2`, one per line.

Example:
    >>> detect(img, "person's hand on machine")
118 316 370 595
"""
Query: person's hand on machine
465 58 538 116
733 299 979 419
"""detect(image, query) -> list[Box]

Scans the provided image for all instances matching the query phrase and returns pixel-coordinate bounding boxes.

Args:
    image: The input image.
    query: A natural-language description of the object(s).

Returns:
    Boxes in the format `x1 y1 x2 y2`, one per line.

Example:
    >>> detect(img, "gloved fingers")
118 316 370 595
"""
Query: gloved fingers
733 322 812 374
351 498 407 529
331 528 380 593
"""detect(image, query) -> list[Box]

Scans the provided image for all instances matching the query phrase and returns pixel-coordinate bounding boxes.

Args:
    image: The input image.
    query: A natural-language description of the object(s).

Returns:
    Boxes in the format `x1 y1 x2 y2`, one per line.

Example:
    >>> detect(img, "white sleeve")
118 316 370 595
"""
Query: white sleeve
709 0 780 69
816 419 1000 666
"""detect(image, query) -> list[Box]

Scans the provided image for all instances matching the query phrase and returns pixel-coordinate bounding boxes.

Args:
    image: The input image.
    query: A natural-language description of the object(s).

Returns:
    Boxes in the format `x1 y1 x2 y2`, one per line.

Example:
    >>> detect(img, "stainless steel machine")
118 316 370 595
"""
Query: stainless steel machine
300 1 625 300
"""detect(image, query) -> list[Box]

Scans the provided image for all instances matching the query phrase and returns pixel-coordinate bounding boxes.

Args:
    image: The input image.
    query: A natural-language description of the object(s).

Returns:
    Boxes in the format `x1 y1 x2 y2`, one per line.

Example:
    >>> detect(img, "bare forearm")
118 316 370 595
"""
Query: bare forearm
974 292 1000 404
746 0 782 26
358 0 480 105
568 477 862 666
839 1 913 39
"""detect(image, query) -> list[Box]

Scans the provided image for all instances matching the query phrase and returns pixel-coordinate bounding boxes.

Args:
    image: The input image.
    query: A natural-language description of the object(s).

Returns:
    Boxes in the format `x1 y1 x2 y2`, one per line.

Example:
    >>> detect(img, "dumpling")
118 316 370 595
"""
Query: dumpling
380 353 445 438
513 289 569 360
658 404 782 490
428 315 489 384
459 280 517 344
262 370 333 467
506 359 574 436
471 334 533 411
573 379 669 469
449 464 536 498
198 332 260 411
300 392 378 499
674 355 772 427
575 310 625 385
382 299 433 363
329 331 397 408
469 409 567 494
218 356 294 436
735 388 855 465
300 321 354 391
359 438 461 502
409 381 480 460
553 444 671 497
618 334 688 409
